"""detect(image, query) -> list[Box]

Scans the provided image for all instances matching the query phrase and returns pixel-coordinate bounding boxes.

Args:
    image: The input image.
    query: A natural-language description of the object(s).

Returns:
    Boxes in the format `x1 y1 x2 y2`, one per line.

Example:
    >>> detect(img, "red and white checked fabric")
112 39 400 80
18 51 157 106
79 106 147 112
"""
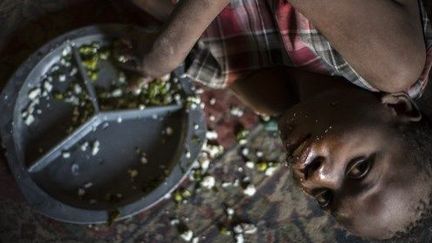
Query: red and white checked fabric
185 0 432 99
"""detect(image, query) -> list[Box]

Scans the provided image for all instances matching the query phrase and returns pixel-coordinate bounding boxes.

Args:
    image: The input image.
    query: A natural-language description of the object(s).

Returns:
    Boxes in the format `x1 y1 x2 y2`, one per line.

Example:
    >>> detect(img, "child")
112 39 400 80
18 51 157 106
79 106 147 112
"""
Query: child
122 0 432 240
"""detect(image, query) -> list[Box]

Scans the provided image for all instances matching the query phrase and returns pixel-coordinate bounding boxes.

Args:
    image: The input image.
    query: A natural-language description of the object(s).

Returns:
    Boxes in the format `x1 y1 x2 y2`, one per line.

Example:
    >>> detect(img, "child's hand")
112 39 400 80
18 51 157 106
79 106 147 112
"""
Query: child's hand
113 32 160 91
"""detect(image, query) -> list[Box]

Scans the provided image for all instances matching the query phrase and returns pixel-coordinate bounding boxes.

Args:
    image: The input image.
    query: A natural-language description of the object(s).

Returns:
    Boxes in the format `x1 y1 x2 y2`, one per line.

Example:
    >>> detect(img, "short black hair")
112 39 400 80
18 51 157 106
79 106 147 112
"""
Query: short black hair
377 115 432 242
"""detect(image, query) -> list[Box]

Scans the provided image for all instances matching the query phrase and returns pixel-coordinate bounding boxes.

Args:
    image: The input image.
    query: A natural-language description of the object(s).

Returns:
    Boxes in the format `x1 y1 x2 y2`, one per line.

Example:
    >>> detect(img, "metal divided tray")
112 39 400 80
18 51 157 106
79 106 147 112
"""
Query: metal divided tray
0 25 206 224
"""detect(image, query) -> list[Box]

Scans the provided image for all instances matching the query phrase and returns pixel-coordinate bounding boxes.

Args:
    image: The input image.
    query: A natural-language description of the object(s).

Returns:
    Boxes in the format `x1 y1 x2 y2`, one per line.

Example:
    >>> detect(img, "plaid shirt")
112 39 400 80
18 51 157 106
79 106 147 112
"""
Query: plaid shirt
186 0 432 99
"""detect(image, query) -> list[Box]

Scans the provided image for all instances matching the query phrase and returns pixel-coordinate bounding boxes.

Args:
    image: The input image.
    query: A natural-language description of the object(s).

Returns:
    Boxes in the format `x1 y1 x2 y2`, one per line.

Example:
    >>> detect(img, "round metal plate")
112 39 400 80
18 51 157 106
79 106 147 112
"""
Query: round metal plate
0 24 206 224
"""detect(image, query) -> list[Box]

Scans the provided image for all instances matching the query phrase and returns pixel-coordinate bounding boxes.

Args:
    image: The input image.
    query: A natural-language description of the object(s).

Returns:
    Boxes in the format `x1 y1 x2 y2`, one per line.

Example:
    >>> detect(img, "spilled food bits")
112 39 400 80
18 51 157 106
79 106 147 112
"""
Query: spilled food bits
128 169 139 179
80 141 89 152
200 176 216 189
140 153 148 164
243 184 256 197
91 141 100 156
165 127 173 135
205 130 218 140
78 188 86 197
62 151 71 159
180 230 194 242
83 182 93 189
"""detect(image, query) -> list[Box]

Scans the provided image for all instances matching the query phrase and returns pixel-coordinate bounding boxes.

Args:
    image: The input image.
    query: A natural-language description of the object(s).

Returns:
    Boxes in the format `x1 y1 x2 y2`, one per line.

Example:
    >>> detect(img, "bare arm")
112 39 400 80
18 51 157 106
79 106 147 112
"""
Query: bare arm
141 0 230 77
288 0 426 93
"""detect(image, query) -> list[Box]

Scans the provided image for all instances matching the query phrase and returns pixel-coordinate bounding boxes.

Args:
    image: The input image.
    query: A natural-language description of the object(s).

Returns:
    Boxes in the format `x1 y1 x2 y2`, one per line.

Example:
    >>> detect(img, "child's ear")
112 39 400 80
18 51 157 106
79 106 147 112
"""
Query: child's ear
381 92 422 122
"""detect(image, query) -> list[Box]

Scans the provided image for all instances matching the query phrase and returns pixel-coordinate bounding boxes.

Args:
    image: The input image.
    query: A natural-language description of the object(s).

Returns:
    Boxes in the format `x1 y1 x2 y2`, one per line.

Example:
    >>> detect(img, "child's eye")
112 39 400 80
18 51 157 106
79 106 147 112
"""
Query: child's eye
346 156 373 179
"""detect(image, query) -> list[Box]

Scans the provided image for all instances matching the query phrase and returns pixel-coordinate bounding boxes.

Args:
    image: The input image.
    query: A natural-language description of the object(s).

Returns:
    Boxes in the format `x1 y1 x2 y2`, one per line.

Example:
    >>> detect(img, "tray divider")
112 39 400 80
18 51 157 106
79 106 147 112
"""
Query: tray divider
72 47 100 113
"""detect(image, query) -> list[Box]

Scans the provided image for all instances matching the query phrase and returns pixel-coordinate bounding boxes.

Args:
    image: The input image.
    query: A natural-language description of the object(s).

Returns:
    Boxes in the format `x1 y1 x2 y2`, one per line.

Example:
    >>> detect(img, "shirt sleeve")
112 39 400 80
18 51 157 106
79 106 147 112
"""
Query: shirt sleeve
185 0 289 89
301 0 432 99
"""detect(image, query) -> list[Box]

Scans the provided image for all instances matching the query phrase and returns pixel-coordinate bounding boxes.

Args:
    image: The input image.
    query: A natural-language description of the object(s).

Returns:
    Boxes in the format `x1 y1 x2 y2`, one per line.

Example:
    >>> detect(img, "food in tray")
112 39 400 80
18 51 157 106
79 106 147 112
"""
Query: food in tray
23 41 187 129
78 42 184 111
20 39 204 210
22 45 93 129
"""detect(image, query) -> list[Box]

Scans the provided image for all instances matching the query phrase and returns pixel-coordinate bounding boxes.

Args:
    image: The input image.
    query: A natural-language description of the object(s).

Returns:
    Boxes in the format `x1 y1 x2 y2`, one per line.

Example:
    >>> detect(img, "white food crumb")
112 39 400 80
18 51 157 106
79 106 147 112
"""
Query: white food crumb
185 151 191 159
189 103 197 109
233 179 240 187
209 98 216 105
166 127 173 135
170 218 180 226
256 151 264 158
51 65 60 72
62 152 71 159
70 67 78 76
118 72 126 83
199 158 210 172
174 94 182 103
43 81 53 92
202 144 224 158
265 166 277 176
245 161 255 169
234 234 244 243
78 188 86 197
84 182 93 189
28 88 41 100
241 148 249 156
233 225 243 234
74 84 82 94
242 223 258 234
91 141 100 156
192 237 199 243
243 184 256 197
81 142 89 151
194 124 199 130
209 115 215 122
24 114 35 126
117 117 122 123
226 208 235 216
62 46 72 56
230 107 244 117
140 154 148 164
221 182 232 188
206 131 218 140
128 169 139 178
59 74 66 82
200 176 216 189
111 89 123 97
180 230 194 242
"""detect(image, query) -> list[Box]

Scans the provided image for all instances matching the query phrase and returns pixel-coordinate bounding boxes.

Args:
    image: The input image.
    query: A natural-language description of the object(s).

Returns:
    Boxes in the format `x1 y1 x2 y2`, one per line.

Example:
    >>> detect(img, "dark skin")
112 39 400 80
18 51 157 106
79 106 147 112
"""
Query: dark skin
126 0 430 239
278 82 431 239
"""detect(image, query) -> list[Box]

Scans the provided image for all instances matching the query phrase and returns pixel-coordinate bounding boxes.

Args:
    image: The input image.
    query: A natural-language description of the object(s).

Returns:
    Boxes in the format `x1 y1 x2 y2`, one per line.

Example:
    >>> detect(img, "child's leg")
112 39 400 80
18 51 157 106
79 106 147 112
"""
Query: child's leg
130 0 175 22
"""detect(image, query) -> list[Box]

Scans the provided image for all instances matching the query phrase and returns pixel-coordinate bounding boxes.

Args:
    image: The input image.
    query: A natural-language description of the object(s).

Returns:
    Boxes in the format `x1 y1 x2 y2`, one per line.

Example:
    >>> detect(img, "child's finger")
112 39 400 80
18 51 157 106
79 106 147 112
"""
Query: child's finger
127 75 154 93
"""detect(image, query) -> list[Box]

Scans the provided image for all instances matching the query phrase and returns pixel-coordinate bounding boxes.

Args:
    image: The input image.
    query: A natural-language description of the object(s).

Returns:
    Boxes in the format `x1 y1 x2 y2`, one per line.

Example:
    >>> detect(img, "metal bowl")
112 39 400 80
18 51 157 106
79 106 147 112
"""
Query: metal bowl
0 24 206 224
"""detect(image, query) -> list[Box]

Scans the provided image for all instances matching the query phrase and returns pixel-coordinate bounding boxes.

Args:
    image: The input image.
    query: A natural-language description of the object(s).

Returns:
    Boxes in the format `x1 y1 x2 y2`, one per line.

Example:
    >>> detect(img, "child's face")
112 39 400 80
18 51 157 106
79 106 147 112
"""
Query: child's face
278 89 431 239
